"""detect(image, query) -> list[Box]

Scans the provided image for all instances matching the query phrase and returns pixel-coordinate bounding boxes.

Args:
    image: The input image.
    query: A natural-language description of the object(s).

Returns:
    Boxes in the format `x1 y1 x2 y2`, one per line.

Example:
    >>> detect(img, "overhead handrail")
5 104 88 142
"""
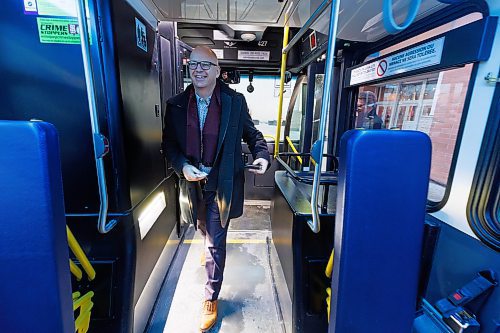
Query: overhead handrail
67 226 96 281
274 15 290 157
282 0 332 55
382 0 421 34
75 0 117 233
308 0 341 233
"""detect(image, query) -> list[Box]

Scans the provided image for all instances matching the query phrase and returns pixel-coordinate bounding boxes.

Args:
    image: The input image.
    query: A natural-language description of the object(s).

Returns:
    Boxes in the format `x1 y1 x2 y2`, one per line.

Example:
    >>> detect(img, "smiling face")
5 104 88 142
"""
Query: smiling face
189 46 220 95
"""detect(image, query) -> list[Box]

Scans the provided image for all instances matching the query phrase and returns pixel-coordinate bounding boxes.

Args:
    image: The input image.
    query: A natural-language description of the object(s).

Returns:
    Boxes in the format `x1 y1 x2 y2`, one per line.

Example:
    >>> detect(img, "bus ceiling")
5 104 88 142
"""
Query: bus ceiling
134 0 463 73
137 0 451 44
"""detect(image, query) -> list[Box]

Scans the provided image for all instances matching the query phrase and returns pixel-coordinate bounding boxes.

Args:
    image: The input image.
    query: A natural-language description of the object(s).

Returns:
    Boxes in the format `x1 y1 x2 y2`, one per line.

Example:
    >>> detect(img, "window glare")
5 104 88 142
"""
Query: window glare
357 13 481 203
357 64 473 202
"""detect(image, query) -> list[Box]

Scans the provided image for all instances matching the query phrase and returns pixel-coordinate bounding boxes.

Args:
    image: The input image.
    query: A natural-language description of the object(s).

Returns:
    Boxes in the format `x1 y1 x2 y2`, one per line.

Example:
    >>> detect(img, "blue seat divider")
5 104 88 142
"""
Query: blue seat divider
0 121 73 333
329 130 431 333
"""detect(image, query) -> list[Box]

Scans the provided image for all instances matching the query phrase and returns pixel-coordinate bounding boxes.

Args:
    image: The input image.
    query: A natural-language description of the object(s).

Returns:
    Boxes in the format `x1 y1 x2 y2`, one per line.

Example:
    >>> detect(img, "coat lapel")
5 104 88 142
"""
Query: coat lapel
216 91 232 157
169 88 190 153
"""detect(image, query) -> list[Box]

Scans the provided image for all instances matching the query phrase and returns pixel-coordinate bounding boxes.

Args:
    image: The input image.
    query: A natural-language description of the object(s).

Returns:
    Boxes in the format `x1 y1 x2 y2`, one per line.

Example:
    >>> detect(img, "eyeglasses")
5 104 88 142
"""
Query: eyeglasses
187 60 217 70
356 103 375 109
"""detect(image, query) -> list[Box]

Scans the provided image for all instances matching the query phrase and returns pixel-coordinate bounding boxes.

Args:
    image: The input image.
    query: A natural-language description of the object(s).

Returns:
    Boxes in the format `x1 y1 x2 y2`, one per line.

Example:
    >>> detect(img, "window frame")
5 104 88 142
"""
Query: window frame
467 77 500 251
345 5 488 211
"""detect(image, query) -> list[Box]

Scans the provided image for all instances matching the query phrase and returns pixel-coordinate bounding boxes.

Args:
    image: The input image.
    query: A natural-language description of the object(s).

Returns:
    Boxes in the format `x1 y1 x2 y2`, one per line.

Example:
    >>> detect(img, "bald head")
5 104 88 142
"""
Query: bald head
189 46 220 97
191 46 219 65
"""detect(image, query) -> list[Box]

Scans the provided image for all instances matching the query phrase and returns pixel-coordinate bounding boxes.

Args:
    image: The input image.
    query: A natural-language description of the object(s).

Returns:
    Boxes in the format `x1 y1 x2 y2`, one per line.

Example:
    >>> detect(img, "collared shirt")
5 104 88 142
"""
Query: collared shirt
195 94 212 131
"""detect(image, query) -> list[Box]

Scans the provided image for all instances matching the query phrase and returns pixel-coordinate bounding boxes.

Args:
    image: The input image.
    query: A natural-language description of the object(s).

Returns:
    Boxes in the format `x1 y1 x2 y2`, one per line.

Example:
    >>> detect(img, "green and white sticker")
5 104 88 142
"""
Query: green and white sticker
37 0 77 17
37 17 80 44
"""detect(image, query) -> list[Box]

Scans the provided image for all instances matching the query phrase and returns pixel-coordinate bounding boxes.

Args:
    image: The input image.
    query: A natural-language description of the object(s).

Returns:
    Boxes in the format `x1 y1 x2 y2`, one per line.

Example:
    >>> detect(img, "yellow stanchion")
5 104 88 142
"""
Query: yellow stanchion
70 259 83 281
274 17 290 158
285 136 303 164
325 249 334 322
67 226 96 281
325 249 334 278
326 287 332 322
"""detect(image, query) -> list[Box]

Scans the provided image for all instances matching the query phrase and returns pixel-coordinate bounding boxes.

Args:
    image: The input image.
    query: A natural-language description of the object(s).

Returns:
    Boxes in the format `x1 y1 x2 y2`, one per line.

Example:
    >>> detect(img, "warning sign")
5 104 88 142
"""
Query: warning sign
37 17 80 44
135 18 147 52
376 60 387 77
238 50 270 61
350 37 445 85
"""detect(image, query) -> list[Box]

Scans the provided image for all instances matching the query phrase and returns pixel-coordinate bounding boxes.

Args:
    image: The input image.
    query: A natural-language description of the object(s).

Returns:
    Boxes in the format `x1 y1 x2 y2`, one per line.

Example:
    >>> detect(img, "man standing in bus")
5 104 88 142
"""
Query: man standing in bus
162 46 270 332
355 90 384 129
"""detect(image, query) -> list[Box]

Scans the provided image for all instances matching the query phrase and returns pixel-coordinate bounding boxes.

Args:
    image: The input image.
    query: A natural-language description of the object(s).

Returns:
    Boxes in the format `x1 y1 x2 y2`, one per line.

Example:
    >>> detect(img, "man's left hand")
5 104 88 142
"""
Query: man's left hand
249 158 269 175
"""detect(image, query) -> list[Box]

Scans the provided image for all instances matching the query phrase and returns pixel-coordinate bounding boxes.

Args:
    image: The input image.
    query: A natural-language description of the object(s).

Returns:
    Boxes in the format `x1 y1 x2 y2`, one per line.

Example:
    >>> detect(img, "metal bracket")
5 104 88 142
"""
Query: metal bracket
93 133 110 158
485 72 500 84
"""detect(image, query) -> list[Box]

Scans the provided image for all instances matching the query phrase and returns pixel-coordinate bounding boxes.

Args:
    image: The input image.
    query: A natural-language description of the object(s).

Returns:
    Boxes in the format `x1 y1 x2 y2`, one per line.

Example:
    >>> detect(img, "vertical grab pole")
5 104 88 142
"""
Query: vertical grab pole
307 0 341 233
274 14 290 158
74 0 117 233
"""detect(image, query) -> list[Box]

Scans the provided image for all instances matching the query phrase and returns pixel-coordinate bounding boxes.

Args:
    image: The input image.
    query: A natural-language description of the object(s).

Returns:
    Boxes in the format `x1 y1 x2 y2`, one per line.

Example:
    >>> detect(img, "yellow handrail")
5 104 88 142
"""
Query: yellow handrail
285 136 303 164
73 291 94 311
67 226 96 281
274 17 290 158
325 249 334 323
69 259 83 281
74 291 94 333
325 249 334 278
264 134 277 142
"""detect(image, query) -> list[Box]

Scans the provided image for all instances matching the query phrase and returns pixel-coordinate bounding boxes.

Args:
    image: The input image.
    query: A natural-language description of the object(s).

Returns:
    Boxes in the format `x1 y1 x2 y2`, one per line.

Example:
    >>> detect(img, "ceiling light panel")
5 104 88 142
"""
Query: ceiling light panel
153 0 288 24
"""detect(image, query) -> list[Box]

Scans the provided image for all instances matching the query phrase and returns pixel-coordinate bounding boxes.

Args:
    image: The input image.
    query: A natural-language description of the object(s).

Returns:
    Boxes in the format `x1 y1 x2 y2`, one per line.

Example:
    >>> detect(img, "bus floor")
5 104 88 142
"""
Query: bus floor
145 200 292 333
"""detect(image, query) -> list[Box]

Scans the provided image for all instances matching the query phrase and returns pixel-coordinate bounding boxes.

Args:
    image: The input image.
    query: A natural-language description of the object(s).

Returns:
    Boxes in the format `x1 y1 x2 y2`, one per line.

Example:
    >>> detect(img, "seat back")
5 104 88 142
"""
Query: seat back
0 121 73 333
329 130 431 333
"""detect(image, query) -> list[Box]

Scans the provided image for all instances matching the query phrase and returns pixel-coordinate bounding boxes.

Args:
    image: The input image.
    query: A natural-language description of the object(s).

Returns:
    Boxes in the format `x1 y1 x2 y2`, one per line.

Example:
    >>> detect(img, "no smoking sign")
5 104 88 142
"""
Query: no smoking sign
377 60 387 77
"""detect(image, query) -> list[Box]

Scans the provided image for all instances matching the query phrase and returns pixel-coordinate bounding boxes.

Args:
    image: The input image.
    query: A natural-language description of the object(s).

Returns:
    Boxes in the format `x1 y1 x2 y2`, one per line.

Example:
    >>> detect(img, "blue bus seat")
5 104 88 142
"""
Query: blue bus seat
0 121 74 333
329 130 431 333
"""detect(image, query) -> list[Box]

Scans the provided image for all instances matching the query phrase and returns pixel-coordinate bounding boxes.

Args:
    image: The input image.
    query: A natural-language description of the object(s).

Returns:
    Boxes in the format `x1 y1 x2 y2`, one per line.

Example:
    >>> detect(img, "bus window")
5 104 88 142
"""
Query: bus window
358 64 474 202
234 75 296 140
356 12 483 203
288 82 306 142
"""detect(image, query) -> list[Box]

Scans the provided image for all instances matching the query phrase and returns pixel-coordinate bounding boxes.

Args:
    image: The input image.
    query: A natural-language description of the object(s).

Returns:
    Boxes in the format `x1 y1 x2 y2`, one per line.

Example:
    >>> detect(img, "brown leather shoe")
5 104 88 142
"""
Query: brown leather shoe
200 300 218 332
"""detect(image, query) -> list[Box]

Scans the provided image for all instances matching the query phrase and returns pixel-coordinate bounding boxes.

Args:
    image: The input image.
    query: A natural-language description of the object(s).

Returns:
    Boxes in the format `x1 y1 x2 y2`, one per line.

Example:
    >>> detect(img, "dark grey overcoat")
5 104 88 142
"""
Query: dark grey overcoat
162 80 270 227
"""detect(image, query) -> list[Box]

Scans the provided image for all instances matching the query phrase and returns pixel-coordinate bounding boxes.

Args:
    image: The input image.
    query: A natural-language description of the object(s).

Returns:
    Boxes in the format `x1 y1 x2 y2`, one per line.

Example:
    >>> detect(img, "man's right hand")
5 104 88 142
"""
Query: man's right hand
182 164 208 182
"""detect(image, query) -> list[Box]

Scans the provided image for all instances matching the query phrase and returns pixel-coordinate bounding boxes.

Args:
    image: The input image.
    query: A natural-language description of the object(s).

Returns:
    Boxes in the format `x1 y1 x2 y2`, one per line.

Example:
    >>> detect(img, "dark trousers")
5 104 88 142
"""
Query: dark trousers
199 191 229 301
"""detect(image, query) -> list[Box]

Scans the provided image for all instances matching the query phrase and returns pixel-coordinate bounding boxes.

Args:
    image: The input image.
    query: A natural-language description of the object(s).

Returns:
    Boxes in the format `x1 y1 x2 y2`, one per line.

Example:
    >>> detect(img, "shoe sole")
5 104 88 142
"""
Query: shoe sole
200 319 216 332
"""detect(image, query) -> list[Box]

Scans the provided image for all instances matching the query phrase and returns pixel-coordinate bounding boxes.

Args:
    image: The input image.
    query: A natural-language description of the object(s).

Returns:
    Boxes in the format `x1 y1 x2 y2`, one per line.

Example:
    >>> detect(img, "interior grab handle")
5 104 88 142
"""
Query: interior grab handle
307 0 341 234
75 0 117 233
383 0 421 34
